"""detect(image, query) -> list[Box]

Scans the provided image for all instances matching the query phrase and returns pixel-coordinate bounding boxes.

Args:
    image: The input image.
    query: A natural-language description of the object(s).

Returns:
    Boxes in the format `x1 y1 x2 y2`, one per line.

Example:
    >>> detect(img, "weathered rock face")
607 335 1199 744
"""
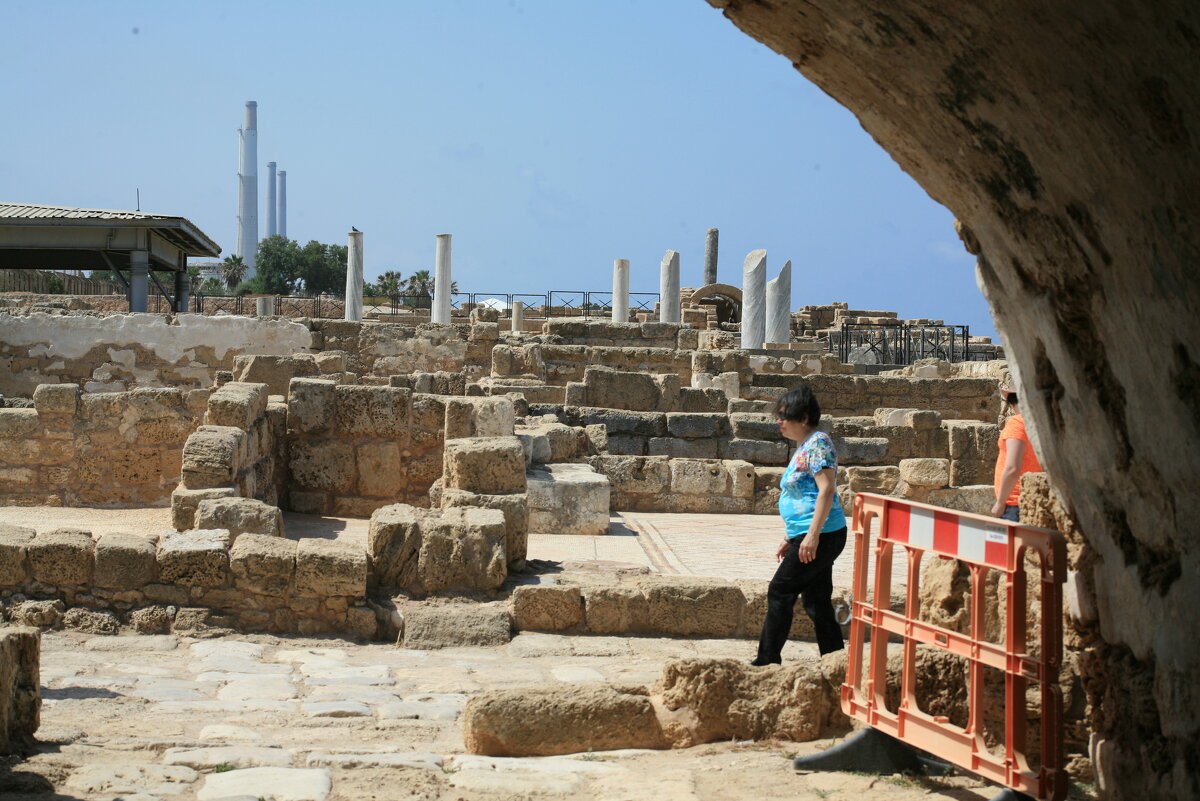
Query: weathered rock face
0 626 40 754
707 3 1199 796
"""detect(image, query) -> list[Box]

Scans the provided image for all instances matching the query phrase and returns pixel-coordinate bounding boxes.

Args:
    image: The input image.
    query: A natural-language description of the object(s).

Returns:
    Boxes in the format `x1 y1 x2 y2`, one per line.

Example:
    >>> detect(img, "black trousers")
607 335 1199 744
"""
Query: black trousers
755 527 848 663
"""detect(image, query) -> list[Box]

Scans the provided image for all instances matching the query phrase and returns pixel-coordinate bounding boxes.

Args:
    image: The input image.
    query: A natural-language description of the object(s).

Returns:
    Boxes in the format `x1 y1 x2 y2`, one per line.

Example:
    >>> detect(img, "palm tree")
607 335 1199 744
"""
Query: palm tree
375 270 405 296
405 270 434 296
221 255 247 291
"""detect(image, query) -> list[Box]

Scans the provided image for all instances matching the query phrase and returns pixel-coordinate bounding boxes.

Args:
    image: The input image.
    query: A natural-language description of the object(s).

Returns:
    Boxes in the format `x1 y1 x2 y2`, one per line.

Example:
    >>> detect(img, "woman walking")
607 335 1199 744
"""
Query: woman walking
752 384 848 666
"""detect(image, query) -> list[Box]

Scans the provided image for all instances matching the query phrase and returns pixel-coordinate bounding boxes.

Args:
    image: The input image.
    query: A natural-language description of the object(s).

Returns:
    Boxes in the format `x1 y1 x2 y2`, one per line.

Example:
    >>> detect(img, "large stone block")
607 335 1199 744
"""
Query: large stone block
843 466 901 494
232 354 318 398
288 439 356 493
463 684 664 756
403 603 511 649
0 524 35 587
832 436 890 465
950 458 993 487
729 413 781 441
295 539 368 597
527 464 610 536
665 412 729 439
230 533 296 596
439 489 529 565
156 529 232 587
170 486 238 531
580 408 667 438
442 436 526 494
641 577 745 637
583 367 662 411
0 408 40 438
511 585 584 631
582 586 649 634
334 385 410 438
416 507 507 593
93 532 156 589
0 626 41 753
646 436 721 459
899 458 951 488
205 382 268 430
28 529 94 586
33 383 79 415
669 459 734 496
723 438 789 465
444 396 515 439
287 378 337 434
180 426 245 489
355 441 404 498
587 455 670 498
195 497 284 537
367 503 427 591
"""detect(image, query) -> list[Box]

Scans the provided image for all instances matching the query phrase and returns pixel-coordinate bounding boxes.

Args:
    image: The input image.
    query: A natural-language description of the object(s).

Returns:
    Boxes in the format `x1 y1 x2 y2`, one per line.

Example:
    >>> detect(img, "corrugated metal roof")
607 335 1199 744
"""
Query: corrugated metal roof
0 202 180 222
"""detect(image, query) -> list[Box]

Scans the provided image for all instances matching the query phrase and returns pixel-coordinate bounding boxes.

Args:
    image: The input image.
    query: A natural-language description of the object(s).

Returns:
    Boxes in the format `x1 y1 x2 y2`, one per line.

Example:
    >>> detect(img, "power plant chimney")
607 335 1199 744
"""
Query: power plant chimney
277 169 287 239
236 100 259 276
266 161 277 238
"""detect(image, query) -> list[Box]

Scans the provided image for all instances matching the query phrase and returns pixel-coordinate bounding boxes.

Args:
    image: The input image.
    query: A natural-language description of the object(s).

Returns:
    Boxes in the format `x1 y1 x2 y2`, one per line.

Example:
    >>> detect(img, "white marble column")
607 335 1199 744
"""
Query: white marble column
344 230 364 322
612 259 630 323
511 300 524 336
659 249 680 323
432 234 452 325
765 260 793 345
741 249 767 349
256 296 277 317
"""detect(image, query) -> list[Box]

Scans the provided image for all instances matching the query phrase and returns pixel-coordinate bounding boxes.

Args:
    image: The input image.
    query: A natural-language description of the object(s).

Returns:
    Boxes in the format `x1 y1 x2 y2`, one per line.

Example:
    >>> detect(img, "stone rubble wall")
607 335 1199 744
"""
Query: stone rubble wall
0 310 314 397
171 382 287 525
0 625 39 755
0 384 205 507
283 382 446 518
758 373 998 421
311 320 490 382
0 523 375 639
541 320 690 349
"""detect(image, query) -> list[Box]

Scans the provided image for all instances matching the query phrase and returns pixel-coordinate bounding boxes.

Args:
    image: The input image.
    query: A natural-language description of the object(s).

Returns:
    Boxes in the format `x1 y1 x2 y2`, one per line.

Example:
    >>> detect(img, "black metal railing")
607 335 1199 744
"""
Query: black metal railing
831 323 979 365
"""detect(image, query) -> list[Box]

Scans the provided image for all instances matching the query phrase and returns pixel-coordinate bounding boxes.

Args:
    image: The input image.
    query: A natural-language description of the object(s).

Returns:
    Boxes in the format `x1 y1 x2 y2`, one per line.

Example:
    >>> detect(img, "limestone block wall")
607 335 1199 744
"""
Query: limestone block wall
0 384 204 507
0 524 375 639
542 320 690 349
587 455 760 514
563 367 725 414
0 625 39 755
173 382 287 526
284 382 447 517
758 373 998 421
491 343 693 386
310 320 491 382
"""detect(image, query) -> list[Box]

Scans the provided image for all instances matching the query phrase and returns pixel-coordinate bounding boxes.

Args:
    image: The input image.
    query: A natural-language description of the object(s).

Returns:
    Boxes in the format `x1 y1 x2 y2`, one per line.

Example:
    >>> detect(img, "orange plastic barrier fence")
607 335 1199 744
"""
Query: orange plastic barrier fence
842 493 1068 801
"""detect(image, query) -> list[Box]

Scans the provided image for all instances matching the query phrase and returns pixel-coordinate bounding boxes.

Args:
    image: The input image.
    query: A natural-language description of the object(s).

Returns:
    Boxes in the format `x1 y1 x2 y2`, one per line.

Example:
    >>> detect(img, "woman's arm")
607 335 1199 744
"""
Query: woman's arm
991 438 1027 517
798 467 837 564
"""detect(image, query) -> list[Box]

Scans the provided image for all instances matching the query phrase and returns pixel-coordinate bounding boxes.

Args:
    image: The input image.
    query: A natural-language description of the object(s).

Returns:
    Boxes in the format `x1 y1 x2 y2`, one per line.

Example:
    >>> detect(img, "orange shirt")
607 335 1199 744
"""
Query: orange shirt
994 414 1043 506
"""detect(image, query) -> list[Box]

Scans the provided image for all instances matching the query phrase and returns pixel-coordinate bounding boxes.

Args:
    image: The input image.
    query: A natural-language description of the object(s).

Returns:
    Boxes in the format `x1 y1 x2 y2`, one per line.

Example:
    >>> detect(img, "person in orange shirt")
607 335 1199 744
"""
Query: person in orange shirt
991 378 1043 521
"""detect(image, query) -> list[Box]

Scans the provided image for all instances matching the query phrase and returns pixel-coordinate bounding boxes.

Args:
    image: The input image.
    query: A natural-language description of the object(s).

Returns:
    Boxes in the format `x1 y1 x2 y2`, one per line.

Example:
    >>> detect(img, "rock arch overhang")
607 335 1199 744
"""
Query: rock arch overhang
687 283 743 306
705 1 1199 795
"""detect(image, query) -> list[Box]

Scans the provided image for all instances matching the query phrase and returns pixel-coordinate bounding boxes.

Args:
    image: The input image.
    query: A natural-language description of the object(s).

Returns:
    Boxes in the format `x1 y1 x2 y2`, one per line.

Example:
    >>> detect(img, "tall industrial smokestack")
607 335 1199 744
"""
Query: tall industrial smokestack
236 100 259 276
277 170 287 239
266 161 277 238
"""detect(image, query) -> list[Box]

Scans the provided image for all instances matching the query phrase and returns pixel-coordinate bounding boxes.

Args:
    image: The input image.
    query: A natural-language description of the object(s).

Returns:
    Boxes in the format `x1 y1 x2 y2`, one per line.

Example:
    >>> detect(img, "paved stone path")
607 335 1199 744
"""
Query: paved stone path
4 630 997 801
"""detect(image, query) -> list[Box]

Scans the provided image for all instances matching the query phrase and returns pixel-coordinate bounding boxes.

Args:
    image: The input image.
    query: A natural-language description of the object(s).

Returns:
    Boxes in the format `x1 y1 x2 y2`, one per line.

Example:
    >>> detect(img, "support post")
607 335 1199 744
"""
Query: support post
703 227 718 285
266 161 278 237
612 259 630 323
344 230 364 322
741 249 767 349
129 250 149 313
765 259 792 345
432 233 452 324
278 170 287 238
174 268 190 313
659 250 680 323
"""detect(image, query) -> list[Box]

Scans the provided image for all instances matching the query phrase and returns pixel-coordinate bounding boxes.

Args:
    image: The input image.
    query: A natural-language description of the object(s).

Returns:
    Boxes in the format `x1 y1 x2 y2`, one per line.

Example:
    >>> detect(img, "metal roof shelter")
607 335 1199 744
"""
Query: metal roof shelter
0 202 222 312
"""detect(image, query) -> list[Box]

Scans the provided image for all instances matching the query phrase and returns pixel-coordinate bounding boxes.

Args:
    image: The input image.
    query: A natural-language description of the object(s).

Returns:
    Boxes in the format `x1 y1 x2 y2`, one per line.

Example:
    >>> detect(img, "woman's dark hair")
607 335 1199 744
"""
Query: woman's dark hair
1005 392 1019 406
776 384 821 426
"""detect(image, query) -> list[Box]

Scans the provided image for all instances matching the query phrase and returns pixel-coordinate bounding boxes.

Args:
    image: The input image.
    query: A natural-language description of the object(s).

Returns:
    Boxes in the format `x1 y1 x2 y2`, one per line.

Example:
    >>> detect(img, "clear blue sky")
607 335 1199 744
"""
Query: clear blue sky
1 0 997 338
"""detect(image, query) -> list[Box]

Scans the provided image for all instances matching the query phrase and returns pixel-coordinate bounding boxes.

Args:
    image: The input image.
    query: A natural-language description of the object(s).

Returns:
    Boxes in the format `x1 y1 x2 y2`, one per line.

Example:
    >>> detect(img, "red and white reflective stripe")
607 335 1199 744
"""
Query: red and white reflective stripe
886 503 1009 569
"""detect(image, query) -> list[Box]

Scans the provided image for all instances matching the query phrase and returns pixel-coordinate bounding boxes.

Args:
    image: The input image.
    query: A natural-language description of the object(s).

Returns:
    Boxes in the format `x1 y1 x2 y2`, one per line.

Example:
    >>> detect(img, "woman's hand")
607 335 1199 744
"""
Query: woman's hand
798 533 820 563
990 499 1006 518
776 539 791 562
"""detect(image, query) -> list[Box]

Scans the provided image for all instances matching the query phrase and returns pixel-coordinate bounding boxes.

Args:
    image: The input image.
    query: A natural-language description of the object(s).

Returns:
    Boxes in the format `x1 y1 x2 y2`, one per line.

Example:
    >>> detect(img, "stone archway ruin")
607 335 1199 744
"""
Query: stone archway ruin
686 283 743 326
705 1 1199 796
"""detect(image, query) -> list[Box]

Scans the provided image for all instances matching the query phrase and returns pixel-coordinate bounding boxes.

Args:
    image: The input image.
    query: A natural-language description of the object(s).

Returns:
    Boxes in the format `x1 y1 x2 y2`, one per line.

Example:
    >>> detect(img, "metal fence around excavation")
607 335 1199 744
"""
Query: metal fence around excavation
829 322 988 364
